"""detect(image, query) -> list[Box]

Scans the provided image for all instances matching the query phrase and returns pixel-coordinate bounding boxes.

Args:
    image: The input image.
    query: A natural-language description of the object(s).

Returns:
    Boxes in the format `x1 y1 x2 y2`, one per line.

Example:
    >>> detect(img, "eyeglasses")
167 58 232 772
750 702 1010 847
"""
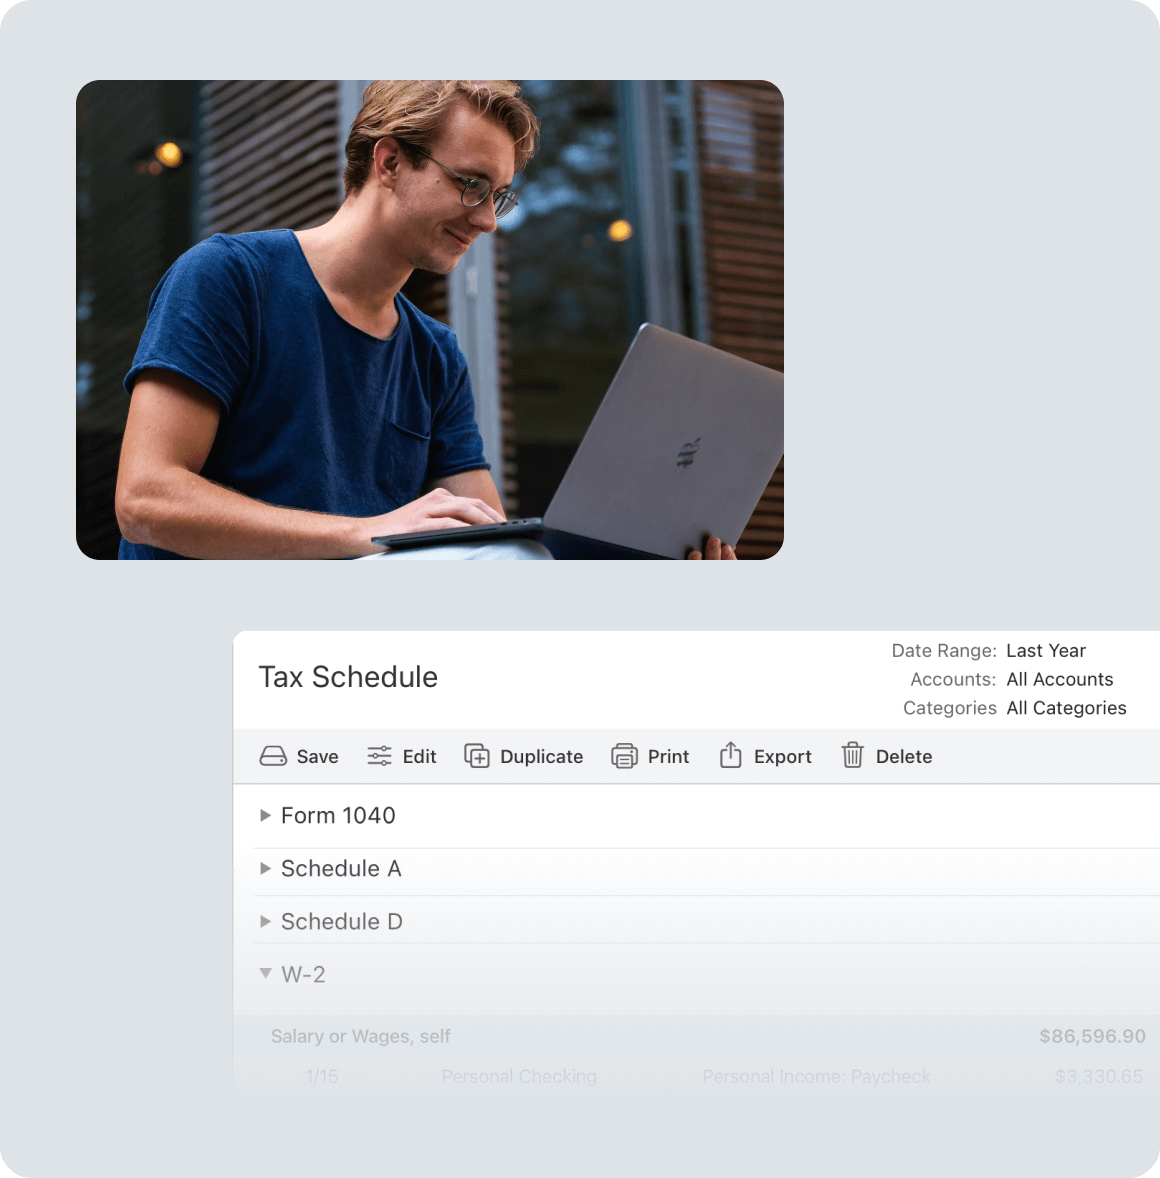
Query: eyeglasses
406 144 519 219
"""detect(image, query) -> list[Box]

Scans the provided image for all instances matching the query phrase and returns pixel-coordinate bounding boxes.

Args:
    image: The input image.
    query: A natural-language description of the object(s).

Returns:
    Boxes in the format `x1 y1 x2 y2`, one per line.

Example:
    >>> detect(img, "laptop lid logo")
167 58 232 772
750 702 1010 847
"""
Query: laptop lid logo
677 438 701 469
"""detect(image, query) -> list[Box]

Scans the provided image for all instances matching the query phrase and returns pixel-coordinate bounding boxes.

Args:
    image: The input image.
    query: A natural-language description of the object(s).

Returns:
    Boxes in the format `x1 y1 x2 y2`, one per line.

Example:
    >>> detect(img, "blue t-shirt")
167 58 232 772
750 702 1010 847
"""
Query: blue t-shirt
119 229 488 559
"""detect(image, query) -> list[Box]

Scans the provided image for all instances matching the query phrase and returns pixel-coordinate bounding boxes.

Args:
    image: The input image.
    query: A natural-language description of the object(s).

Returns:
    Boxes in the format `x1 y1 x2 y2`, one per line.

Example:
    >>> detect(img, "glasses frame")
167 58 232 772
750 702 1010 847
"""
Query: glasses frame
405 144 518 219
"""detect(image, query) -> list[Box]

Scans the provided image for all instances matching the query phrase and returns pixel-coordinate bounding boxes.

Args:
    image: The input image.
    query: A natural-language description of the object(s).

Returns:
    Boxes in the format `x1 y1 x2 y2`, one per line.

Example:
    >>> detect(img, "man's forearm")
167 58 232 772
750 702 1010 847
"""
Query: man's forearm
116 378 508 558
116 467 365 559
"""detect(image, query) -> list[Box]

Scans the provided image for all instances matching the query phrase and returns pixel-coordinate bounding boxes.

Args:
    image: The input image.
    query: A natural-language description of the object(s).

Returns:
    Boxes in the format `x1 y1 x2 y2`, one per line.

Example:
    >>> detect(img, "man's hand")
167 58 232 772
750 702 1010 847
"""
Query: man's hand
687 536 737 560
350 487 503 556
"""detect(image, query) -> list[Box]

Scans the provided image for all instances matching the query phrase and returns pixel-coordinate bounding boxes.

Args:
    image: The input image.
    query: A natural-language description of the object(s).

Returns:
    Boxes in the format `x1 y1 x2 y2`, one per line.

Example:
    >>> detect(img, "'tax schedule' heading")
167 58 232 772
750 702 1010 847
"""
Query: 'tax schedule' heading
260 664 438 689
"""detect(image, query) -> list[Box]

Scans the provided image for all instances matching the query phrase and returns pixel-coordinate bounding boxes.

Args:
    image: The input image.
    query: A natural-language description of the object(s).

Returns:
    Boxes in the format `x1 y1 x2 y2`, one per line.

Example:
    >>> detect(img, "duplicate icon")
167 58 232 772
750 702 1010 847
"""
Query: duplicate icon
464 743 490 769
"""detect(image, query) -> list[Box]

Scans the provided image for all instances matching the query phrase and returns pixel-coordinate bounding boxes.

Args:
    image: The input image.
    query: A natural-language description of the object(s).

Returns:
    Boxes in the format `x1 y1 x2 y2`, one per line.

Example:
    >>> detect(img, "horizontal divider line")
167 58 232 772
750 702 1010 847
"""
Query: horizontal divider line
250 940 1160 946
248 894 1160 899
235 782 1155 787
246 846 1160 851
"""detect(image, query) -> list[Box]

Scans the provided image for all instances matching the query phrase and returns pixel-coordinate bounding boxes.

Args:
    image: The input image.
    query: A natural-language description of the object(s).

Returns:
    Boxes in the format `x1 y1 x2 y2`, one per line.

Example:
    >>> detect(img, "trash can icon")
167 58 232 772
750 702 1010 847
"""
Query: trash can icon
841 741 864 769
259 745 287 766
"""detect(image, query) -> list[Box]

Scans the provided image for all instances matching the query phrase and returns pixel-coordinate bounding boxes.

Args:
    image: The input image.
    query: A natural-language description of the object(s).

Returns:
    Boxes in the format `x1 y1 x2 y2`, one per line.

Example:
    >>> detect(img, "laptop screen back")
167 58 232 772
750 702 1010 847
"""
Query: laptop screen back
544 324 784 558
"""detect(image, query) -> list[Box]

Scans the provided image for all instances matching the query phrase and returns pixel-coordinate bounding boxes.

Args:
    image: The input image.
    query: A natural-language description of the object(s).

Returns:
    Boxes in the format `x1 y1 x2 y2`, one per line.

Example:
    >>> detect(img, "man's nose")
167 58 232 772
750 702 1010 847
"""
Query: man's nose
466 197 498 233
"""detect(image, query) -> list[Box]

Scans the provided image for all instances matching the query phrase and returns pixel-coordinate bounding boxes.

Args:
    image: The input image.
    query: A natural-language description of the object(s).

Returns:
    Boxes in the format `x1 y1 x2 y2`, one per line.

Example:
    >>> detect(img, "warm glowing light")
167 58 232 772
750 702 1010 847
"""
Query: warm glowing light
607 219 633 243
154 141 183 168
147 160 163 176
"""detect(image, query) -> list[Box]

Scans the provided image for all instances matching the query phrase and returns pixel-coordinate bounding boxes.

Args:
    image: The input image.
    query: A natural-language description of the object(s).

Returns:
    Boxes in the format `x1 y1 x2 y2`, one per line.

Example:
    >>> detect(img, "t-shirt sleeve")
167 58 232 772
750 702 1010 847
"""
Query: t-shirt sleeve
124 237 254 414
426 349 491 478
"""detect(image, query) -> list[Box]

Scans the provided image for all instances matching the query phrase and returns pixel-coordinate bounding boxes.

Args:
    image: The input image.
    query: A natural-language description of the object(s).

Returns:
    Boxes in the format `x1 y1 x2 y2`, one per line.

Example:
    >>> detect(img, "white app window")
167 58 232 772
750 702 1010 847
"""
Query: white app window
233 631 1159 1177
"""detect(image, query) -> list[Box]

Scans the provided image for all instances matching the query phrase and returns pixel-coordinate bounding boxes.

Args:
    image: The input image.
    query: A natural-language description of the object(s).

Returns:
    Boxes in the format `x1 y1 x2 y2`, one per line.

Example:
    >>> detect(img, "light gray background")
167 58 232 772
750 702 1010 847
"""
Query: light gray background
1 0 1158 1175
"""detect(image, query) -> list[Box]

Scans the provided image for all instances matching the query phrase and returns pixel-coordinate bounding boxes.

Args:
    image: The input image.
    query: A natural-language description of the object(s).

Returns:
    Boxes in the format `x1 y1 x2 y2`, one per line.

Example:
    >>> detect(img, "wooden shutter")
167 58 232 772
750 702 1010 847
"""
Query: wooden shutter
196 81 343 236
76 81 196 559
694 80 784 558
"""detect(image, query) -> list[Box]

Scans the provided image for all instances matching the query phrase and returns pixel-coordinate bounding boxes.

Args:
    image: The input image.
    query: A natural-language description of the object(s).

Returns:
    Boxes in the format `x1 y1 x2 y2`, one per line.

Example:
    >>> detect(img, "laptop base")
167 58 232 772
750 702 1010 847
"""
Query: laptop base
370 521 671 560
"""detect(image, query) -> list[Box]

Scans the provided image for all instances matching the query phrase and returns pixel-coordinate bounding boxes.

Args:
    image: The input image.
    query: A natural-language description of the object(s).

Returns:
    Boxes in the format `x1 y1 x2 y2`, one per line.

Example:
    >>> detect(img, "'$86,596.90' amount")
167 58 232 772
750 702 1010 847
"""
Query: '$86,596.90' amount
1041 1029 1147 1046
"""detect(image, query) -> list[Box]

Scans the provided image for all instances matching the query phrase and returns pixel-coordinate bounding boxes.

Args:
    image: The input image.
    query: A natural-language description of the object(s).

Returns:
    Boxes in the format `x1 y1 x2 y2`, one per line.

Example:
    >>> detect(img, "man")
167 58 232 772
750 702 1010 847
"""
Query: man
114 80 736 560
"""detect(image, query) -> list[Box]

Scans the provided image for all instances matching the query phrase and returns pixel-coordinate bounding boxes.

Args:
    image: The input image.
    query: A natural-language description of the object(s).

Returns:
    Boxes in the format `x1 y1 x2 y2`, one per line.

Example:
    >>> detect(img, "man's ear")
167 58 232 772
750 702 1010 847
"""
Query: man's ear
372 136 404 191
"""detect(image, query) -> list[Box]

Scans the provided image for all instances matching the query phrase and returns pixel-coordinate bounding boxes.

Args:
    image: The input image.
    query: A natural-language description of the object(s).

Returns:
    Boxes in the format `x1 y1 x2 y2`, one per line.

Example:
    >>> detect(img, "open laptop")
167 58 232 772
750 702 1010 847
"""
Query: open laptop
372 324 784 560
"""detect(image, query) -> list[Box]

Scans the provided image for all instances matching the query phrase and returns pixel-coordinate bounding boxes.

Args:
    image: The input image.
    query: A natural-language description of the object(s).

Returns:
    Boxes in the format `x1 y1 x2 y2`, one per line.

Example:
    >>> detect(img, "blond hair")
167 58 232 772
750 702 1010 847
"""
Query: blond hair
343 80 540 198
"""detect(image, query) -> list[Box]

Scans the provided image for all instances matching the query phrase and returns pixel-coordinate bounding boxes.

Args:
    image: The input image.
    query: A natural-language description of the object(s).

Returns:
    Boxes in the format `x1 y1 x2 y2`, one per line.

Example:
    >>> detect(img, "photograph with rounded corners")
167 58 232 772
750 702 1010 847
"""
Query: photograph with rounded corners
76 80 783 562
